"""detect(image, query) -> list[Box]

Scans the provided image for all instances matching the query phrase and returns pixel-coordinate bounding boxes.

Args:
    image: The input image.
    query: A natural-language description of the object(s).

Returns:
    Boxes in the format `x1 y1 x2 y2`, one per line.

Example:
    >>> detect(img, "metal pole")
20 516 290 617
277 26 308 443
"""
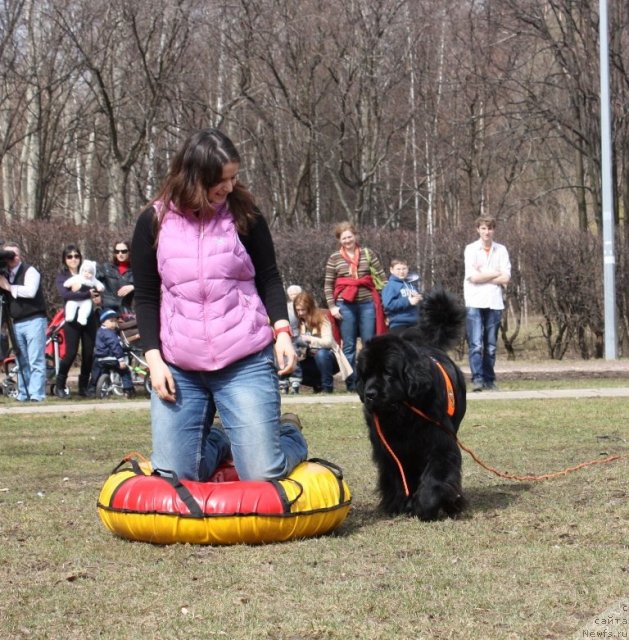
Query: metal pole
599 0 618 359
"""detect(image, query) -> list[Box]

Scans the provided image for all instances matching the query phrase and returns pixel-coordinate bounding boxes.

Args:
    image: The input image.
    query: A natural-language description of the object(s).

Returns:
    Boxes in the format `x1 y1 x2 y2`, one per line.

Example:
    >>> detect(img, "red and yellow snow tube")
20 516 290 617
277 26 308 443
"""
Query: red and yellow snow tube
97 455 352 545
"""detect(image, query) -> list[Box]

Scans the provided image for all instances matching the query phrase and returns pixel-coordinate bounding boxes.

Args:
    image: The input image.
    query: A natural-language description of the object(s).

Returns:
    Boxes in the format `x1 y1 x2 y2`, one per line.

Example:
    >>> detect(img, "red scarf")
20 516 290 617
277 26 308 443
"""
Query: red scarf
340 246 360 278
117 261 130 276
333 275 387 335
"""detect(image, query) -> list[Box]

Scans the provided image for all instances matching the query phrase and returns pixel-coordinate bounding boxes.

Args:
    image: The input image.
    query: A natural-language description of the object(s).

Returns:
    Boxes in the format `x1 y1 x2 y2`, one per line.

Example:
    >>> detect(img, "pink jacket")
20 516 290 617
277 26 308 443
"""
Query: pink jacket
156 202 273 371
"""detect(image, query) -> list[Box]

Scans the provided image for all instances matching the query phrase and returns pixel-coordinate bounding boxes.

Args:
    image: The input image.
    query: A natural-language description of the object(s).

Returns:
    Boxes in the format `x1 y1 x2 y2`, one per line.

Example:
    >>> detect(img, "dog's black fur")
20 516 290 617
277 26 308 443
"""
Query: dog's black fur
356 288 467 521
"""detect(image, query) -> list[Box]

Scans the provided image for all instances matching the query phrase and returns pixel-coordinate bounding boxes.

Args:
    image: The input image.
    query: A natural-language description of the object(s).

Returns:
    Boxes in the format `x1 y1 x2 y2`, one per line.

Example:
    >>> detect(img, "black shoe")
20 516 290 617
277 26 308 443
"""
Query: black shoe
54 386 70 399
123 388 137 399
280 412 303 431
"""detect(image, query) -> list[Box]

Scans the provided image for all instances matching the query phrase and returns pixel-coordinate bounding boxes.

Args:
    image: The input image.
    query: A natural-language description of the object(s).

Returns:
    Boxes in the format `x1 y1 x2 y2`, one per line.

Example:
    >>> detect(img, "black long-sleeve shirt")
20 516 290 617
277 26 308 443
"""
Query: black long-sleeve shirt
131 205 288 353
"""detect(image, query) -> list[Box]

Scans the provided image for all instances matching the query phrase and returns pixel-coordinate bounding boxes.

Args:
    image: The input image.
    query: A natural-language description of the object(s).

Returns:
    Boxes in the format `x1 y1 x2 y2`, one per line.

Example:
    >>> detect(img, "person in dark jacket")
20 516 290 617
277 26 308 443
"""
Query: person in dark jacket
381 258 422 332
54 244 98 398
0 242 48 401
89 308 135 398
96 241 134 312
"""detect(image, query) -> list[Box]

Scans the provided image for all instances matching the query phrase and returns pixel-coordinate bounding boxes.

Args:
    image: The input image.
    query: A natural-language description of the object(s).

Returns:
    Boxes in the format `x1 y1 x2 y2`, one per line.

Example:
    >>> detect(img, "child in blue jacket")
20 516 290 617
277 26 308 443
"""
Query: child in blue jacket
89 308 135 397
381 258 422 332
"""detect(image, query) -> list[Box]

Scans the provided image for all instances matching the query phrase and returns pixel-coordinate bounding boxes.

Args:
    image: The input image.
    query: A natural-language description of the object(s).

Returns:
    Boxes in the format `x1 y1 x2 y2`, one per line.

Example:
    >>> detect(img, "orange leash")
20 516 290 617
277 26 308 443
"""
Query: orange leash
430 358 455 416
404 402 629 482
373 414 411 497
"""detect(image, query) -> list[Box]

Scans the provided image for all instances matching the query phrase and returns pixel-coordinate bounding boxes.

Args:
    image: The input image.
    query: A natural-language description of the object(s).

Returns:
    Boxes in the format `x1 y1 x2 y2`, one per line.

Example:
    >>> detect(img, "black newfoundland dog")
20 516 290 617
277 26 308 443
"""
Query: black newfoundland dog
356 288 467 521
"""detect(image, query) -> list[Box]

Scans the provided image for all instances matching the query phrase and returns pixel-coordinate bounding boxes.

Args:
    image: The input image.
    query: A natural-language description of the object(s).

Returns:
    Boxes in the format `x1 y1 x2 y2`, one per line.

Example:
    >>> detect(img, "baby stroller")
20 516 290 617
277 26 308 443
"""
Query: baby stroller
0 309 66 398
94 313 151 399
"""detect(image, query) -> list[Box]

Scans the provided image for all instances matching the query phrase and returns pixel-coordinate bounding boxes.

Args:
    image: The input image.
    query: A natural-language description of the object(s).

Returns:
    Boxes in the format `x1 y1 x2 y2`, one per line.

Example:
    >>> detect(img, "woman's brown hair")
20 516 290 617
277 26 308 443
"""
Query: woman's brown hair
153 129 256 234
293 292 327 335
334 221 357 241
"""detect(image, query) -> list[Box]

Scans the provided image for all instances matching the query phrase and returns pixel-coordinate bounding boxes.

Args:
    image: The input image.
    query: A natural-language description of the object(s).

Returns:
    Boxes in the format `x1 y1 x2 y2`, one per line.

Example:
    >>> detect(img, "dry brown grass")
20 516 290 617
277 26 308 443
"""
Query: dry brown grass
0 399 627 639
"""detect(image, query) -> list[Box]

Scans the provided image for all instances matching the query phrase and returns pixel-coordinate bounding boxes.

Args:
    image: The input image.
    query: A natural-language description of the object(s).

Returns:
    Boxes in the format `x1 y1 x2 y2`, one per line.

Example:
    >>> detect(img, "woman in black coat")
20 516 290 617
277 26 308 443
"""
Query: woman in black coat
96 240 135 312
54 244 98 398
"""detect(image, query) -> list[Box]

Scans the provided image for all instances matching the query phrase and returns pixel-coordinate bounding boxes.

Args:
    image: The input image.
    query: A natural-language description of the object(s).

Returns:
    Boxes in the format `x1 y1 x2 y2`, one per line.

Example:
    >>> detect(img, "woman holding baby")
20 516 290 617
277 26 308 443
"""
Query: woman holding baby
54 244 100 398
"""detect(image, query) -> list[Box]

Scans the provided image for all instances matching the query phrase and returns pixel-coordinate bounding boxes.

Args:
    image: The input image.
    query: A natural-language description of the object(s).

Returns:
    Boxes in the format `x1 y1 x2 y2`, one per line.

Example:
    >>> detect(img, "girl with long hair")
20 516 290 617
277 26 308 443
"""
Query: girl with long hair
131 128 307 482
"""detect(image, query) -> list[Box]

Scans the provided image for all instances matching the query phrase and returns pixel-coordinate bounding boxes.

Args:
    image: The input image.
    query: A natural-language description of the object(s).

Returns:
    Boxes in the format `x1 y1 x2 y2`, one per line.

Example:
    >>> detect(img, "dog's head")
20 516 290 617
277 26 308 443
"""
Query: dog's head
356 335 434 414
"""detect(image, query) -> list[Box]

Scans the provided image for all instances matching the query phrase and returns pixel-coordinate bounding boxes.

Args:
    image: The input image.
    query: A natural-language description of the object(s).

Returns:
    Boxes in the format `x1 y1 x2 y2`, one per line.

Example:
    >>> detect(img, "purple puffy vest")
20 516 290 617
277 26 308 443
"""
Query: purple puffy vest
156 202 273 371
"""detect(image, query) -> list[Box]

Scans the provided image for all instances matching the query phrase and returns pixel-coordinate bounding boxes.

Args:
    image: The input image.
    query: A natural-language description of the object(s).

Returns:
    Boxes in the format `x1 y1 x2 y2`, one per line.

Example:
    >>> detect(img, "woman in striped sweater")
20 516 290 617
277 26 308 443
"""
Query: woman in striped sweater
323 221 387 391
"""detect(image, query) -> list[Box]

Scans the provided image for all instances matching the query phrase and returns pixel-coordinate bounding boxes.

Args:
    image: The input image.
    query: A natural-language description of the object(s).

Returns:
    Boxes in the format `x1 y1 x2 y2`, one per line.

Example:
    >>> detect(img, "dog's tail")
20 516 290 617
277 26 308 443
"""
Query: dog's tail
414 287 466 350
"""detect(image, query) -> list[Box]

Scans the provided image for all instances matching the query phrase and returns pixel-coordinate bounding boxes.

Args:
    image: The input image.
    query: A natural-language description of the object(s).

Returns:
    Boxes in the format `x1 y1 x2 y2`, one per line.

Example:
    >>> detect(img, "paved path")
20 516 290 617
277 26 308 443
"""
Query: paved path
2 358 628 415
2 385 629 415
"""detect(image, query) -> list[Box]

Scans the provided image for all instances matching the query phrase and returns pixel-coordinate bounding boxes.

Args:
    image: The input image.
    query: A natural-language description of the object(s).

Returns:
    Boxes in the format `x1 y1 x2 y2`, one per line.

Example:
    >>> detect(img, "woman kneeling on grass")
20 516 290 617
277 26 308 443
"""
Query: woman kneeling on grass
131 128 307 482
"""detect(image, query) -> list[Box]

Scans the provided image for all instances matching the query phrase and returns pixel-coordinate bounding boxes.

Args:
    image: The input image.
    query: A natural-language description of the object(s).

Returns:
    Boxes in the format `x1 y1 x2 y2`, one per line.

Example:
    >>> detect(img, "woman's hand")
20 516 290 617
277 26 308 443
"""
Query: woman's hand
145 349 176 402
330 305 342 320
274 332 298 376
117 284 134 297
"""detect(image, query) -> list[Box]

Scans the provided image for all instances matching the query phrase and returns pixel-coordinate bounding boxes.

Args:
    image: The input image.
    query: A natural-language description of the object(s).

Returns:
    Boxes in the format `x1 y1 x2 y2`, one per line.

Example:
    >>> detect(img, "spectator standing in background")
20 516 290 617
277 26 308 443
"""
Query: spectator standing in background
381 258 422 333
97 241 135 313
54 244 99 398
0 242 48 402
324 221 387 392
463 216 511 392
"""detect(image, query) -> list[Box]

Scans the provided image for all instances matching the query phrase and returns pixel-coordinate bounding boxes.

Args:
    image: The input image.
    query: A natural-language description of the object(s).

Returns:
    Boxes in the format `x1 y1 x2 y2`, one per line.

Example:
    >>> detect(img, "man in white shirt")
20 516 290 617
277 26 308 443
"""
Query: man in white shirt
0 243 48 401
463 216 511 392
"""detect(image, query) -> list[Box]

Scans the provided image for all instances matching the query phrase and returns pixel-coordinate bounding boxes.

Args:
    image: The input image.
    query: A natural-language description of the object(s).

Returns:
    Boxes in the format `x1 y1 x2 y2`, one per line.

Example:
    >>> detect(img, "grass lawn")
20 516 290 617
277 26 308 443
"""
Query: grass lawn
0 398 627 639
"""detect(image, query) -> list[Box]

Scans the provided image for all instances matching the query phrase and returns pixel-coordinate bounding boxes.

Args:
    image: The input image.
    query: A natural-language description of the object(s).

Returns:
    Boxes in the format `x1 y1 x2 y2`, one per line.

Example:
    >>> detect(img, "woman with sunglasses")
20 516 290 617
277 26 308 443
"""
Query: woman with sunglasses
96 241 135 313
54 244 98 398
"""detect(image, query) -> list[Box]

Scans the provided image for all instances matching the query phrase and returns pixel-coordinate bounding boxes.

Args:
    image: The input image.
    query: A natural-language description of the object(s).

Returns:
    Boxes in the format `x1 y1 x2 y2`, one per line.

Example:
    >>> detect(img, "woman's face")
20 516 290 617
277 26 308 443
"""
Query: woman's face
295 304 308 320
339 229 356 251
208 162 240 205
65 251 81 272
113 243 129 261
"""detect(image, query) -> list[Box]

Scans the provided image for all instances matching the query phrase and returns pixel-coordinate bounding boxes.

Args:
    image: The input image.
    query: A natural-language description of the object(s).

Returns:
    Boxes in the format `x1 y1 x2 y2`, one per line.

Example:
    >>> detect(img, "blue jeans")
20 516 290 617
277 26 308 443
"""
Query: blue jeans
150 345 308 482
300 349 338 392
466 307 502 385
338 299 376 389
13 315 47 401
